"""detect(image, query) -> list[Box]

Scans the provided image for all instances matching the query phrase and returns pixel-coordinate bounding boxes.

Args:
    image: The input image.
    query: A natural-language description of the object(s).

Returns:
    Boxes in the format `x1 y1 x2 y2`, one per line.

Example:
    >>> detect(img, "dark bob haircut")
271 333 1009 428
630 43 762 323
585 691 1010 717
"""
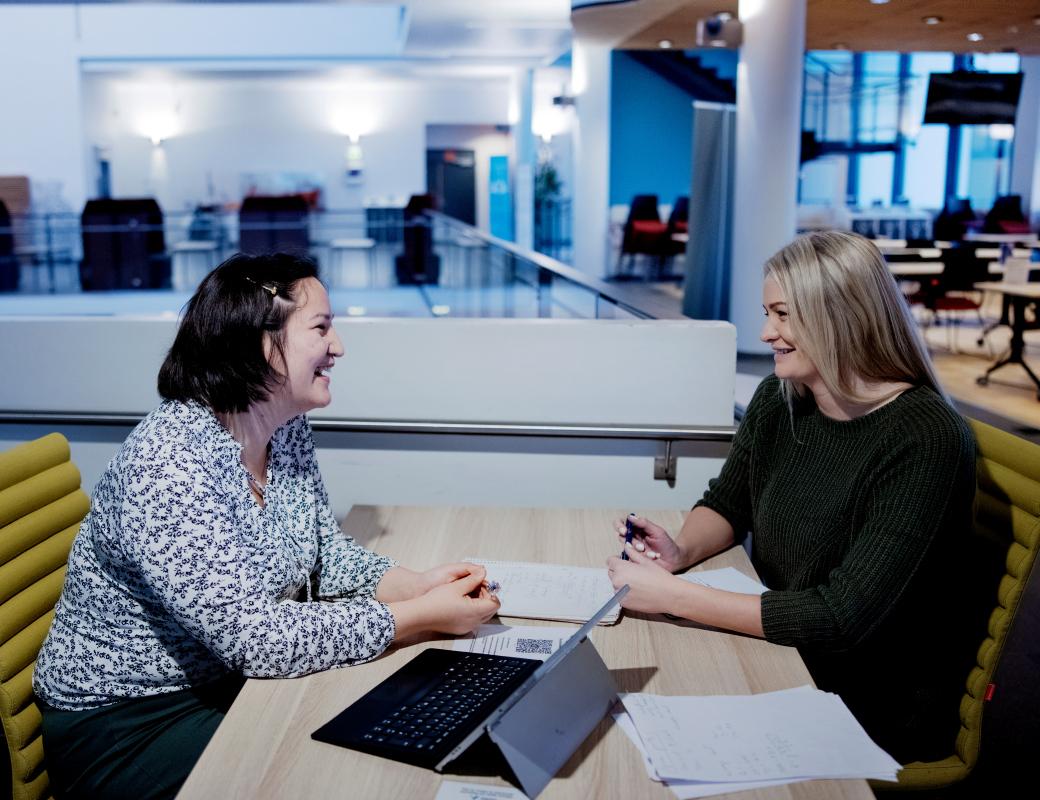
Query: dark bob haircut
158 252 320 413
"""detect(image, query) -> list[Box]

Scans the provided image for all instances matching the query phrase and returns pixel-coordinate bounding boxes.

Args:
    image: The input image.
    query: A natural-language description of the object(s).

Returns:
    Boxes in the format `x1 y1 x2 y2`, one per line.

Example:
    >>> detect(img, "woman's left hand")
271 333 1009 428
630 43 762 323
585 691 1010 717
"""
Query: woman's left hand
607 544 684 615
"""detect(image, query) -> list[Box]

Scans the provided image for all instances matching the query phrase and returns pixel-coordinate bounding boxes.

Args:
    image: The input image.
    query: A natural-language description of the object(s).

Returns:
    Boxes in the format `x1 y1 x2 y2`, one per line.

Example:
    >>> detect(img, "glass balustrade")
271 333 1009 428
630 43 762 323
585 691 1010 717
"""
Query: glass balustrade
0 208 663 320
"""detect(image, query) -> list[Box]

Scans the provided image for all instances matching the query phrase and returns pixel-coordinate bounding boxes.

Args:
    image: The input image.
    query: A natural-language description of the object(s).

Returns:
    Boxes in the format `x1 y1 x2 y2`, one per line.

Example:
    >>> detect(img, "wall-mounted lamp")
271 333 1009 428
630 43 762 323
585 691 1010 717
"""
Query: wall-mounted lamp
139 111 179 148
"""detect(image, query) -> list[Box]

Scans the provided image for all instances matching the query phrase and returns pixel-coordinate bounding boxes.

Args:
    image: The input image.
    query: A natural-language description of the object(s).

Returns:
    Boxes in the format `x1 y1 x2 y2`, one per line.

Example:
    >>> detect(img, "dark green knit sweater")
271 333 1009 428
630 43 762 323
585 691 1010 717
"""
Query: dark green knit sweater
697 374 979 762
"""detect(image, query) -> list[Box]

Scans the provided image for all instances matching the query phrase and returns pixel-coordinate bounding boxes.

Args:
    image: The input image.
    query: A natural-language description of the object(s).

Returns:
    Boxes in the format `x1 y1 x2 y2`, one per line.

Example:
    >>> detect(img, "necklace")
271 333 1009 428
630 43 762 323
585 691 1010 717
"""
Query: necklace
246 470 266 500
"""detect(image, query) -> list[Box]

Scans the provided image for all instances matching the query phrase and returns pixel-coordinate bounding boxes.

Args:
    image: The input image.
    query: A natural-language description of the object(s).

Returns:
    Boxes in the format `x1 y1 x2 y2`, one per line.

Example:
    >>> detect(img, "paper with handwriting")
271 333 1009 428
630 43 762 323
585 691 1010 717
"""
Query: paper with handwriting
464 559 620 624
620 686 900 784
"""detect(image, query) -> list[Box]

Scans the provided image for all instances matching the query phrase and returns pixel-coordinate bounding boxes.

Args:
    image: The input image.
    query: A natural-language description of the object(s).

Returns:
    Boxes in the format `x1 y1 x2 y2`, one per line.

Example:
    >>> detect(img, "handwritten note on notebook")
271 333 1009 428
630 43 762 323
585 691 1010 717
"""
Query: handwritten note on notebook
465 559 621 625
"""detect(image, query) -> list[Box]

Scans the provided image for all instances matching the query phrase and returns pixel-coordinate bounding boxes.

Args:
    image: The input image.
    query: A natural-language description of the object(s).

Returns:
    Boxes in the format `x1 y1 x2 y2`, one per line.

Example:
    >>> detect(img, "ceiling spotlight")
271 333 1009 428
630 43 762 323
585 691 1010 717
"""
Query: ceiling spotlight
922 16 942 25
869 0 890 5
967 32 984 42
658 39 673 49
833 42 849 51
1008 25 1019 34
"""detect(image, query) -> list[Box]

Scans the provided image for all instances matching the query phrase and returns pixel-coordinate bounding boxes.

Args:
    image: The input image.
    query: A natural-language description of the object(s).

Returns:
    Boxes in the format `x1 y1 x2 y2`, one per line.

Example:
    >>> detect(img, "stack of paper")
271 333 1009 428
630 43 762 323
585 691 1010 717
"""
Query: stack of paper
615 686 900 798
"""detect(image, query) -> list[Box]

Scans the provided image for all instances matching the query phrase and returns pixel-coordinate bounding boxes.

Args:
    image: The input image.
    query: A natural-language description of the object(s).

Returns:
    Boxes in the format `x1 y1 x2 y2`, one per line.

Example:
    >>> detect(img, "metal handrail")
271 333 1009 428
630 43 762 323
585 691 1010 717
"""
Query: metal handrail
0 411 736 441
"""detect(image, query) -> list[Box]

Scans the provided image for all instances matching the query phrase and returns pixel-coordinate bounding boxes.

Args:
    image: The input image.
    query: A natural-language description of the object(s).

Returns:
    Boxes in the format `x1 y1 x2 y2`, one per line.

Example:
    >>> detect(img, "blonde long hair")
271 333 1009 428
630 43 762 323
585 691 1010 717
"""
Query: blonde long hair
764 230 947 407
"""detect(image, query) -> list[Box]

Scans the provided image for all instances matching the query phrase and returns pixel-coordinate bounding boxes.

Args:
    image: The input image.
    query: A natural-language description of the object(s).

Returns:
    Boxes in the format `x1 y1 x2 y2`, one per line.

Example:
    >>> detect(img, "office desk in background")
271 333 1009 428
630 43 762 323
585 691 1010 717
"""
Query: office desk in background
975 282 1040 400
178 507 874 800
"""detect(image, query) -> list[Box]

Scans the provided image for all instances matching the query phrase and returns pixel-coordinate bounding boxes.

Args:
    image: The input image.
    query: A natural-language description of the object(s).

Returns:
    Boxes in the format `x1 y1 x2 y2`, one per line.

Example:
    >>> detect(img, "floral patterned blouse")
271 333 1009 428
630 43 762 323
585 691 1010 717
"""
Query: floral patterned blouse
34 400 397 711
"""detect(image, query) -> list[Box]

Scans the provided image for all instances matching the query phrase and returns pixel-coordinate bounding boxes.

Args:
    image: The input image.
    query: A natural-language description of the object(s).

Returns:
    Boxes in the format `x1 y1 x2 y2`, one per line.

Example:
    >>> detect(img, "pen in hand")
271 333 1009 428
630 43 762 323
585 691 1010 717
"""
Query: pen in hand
621 513 635 561
484 580 500 595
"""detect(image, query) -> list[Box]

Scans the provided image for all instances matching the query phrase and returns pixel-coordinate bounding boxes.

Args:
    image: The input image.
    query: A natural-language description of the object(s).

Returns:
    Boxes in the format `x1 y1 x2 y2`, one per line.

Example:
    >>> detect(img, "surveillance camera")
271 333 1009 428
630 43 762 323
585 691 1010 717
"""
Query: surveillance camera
696 14 743 48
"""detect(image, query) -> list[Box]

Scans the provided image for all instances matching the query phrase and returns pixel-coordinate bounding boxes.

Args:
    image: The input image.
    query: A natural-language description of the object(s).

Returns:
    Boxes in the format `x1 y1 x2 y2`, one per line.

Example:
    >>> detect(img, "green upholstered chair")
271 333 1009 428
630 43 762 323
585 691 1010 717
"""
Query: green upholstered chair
0 434 90 800
873 418 1040 791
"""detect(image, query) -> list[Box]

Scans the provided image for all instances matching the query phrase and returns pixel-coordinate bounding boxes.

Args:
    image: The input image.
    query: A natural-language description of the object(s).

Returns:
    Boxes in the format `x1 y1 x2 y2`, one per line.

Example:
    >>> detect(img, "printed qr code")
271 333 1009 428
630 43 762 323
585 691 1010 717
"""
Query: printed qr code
515 638 554 655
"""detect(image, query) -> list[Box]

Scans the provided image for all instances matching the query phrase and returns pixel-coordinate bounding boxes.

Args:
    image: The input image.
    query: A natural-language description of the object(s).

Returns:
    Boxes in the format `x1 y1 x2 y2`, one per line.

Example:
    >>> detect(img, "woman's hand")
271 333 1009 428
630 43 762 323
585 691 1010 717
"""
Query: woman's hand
614 514 687 573
419 562 484 595
376 562 483 603
418 568 501 635
607 545 685 615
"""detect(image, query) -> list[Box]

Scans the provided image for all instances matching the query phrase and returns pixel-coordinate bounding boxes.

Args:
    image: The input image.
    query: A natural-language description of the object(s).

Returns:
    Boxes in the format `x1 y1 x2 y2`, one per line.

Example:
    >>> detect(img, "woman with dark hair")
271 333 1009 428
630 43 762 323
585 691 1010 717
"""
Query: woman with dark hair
33 253 500 799
607 231 978 764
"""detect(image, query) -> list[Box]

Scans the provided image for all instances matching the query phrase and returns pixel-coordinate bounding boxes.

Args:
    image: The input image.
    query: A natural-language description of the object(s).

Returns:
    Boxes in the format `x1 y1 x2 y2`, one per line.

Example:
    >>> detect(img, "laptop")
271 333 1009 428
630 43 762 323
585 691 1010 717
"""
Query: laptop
312 585 628 799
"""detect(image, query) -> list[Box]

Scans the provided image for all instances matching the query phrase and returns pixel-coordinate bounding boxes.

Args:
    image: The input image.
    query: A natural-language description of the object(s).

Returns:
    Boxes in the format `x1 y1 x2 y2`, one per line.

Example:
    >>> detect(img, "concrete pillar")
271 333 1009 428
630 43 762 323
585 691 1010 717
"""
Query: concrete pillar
571 40 612 278
731 0 806 353
1011 56 1040 226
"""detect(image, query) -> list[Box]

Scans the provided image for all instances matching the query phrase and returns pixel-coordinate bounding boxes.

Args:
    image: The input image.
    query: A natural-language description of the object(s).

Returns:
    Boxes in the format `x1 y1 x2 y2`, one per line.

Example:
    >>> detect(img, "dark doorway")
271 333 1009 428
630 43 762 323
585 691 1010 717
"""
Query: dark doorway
426 149 476 225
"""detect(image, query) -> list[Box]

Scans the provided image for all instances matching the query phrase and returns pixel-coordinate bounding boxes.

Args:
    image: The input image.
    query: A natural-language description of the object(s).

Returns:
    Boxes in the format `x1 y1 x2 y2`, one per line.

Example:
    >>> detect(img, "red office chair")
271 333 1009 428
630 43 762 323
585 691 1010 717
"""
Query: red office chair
663 197 689 256
616 195 667 280
983 195 1032 236
921 245 992 354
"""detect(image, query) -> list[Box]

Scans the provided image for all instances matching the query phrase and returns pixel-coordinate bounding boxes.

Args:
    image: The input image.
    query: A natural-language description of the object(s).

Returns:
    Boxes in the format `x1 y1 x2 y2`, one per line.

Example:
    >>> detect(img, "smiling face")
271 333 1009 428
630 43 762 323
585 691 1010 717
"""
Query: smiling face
761 275 821 386
268 277 344 416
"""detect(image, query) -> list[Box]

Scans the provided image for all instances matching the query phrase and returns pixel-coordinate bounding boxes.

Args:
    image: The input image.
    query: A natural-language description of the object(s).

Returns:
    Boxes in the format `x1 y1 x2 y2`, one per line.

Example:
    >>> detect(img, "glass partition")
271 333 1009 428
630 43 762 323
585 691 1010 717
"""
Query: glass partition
0 207 663 321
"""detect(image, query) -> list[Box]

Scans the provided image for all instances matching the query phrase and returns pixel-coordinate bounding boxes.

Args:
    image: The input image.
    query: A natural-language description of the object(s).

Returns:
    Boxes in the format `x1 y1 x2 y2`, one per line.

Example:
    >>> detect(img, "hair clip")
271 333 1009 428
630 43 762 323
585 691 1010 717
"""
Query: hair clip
244 275 278 296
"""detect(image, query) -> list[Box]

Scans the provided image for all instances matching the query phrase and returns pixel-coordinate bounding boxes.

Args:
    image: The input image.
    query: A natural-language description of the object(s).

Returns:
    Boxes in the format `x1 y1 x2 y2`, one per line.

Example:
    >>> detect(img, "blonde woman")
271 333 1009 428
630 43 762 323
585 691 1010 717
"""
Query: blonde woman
608 231 979 763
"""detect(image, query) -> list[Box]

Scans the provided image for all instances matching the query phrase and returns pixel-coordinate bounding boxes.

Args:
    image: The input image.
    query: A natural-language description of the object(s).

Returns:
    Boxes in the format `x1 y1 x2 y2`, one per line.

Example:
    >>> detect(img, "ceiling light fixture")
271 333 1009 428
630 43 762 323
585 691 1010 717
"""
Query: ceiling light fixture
967 32 984 42
922 16 942 26
658 39 673 49
869 0 890 5
833 43 849 51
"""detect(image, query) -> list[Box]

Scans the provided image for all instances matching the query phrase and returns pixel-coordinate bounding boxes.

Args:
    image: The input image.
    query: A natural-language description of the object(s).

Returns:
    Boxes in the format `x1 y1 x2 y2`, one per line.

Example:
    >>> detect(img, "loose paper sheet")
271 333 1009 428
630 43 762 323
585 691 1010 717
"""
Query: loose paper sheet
453 624 572 661
677 567 767 595
620 687 900 784
434 780 526 800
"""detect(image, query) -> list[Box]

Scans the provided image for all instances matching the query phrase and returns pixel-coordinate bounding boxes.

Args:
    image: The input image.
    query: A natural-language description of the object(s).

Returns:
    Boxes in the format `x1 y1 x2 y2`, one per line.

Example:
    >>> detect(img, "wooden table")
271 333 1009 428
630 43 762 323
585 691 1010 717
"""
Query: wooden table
178 507 875 800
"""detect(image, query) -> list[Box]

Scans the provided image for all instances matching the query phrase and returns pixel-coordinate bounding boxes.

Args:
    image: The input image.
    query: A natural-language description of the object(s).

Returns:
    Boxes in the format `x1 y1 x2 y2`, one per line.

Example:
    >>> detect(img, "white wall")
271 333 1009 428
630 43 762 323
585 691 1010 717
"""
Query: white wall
0 3 512 215
83 71 511 215
0 7 87 208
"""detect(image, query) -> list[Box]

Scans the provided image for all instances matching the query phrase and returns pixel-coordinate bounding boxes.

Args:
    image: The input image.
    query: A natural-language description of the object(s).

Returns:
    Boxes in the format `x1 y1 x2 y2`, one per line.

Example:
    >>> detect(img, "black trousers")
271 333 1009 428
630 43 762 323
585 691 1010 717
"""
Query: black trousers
39 674 244 800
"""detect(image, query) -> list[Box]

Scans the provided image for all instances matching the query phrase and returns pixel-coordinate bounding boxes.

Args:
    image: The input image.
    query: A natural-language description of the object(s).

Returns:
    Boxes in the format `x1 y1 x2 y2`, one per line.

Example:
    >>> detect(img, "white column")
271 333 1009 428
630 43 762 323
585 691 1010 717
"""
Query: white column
1011 56 1040 226
730 0 806 353
514 68 536 249
571 40 612 278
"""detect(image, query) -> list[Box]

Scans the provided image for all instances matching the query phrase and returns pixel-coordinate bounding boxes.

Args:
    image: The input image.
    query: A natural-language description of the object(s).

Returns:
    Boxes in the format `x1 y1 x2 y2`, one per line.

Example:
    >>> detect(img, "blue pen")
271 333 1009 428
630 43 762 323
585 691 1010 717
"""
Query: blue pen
621 513 635 560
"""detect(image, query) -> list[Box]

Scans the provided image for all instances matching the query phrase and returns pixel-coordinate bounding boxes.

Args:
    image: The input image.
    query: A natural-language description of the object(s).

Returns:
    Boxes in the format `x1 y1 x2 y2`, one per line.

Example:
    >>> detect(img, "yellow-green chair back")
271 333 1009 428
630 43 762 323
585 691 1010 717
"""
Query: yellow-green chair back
0 434 89 800
876 418 1040 791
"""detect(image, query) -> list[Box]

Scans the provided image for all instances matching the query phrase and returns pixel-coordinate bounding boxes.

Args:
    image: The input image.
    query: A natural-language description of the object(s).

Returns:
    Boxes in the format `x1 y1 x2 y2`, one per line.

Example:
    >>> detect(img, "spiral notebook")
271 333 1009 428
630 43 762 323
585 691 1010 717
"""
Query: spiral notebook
465 559 622 625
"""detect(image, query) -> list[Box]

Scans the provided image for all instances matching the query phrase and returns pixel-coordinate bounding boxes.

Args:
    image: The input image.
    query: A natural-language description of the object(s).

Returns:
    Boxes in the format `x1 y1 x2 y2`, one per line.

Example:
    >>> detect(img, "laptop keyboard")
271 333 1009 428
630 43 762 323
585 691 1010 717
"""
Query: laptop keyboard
360 654 533 752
